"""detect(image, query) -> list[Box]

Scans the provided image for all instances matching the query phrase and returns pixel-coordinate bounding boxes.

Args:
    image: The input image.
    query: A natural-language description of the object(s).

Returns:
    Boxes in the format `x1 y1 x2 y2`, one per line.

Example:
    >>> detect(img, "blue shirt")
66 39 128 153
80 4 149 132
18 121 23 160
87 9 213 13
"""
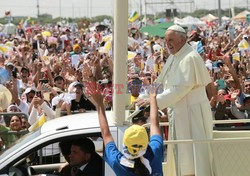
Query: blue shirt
104 135 163 176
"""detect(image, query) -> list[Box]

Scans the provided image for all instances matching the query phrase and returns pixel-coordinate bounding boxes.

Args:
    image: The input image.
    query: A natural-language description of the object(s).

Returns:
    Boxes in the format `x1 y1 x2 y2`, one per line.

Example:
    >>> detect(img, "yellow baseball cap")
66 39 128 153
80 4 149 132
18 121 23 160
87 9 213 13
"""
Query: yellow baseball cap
123 125 149 156
73 44 81 52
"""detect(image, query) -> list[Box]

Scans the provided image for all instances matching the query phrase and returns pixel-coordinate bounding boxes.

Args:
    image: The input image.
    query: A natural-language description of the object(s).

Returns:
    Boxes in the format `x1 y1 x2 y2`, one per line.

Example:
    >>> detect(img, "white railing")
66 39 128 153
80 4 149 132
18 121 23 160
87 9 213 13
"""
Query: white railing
213 119 250 124
143 119 250 128
143 119 250 176
163 136 250 145
163 137 250 176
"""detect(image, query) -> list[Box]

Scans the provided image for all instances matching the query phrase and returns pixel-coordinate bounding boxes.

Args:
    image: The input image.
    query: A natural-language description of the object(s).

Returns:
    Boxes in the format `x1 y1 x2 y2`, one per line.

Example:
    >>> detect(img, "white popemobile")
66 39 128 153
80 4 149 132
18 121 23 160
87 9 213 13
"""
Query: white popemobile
0 111 123 176
1 111 250 176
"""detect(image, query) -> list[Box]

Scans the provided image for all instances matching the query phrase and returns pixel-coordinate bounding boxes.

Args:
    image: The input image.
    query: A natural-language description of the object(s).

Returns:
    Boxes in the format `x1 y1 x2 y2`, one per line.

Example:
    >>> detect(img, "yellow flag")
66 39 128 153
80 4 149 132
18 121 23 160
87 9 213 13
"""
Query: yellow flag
128 51 137 60
238 39 249 50
232 53 240 61
29 114 46 131
103 35 112 42
42 31 51 37
5 42 13 48
99 41 112 54
128 11 139 23
141 61 144 70
0 45 8 54
154 64 159 72
160 48 164 58
104 41 111 52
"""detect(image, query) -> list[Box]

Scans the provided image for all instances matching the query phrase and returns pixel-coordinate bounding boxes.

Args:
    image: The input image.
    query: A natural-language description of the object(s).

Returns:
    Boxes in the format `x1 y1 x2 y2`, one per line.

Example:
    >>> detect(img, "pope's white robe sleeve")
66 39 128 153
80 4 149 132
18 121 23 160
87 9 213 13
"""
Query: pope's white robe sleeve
41 102 56 120
28 107 38 125
156 85 193 110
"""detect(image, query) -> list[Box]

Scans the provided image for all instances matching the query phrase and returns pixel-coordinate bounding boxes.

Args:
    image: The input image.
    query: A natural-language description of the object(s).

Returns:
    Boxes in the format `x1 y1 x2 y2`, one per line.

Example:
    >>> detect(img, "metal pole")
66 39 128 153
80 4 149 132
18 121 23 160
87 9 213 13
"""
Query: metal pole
218 0 222 26
90 0 92 18
231 0 235 18
87 0 89 18
190 0 192 13
37 0 40 22
140 0 142 17
144 0 147 26
59 0 62 21
112 0 128 126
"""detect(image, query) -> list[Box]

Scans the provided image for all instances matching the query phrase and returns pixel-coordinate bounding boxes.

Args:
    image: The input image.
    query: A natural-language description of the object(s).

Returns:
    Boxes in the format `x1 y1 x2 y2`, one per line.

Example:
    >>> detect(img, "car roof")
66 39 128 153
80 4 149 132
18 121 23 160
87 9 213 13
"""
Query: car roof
41 111 115 133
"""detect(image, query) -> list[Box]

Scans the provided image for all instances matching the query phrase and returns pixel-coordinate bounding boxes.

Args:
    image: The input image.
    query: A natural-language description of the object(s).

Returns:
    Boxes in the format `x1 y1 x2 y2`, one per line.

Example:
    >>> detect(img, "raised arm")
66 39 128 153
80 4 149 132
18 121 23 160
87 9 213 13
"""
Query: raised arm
82 62 114 145
92 93 114 145
149 86 161 137
223 54 241 90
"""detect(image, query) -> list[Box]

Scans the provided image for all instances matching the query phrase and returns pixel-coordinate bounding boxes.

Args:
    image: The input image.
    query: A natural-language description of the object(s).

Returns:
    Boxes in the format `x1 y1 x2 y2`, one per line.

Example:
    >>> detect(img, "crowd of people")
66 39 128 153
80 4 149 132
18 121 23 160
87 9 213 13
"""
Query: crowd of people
0 17 249 175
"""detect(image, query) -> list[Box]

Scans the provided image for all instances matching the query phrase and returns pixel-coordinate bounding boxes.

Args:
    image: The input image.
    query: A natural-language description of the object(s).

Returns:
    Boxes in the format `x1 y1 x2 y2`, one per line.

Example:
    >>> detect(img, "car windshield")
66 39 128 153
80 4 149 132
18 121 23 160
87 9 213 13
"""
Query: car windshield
0 129 40 159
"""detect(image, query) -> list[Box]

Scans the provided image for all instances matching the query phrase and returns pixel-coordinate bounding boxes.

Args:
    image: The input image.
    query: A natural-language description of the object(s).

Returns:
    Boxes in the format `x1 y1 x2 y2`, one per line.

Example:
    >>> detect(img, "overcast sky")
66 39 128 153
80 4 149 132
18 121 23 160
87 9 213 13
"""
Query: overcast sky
0 0 248 18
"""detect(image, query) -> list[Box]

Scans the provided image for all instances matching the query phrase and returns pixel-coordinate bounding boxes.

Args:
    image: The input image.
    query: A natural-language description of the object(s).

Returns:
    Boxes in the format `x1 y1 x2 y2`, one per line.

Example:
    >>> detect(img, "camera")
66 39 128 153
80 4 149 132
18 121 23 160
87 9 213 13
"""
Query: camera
39 79 49 84
98 79 109 84
35 91 42 97
32 52 38 61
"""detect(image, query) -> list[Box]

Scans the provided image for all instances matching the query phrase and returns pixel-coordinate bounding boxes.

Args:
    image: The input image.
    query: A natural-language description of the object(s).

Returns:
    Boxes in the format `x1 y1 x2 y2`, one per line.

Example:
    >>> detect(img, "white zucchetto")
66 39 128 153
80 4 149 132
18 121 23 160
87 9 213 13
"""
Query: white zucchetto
167 25 186 34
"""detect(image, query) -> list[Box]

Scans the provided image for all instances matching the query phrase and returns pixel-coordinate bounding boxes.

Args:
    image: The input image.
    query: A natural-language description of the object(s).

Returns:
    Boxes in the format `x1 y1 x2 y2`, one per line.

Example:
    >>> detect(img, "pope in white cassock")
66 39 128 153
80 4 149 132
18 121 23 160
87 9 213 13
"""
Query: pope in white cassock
137 25 214 176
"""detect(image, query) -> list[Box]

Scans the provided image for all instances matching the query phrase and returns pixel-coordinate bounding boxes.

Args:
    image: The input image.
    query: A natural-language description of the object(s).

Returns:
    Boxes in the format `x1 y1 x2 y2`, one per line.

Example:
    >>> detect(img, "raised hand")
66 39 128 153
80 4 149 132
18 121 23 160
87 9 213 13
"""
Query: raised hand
151 72 157 84
230 89 240 101
82 63 94 81
217 94 225 104
135 98 150 108
149 83 158 97
91 92 104 106
33 95 44 108
37 82 43 92
222 54 231 65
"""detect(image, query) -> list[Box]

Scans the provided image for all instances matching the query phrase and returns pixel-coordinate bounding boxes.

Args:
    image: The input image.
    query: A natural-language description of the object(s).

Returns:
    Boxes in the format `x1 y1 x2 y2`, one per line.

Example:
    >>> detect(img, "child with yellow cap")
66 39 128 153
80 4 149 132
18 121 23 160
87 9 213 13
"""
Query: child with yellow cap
91 86 163 176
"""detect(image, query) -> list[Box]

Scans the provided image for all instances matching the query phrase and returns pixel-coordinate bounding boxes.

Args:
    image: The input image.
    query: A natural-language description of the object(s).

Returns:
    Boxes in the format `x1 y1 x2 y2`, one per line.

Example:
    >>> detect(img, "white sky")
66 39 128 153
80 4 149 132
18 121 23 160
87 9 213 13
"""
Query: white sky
0 0 248 18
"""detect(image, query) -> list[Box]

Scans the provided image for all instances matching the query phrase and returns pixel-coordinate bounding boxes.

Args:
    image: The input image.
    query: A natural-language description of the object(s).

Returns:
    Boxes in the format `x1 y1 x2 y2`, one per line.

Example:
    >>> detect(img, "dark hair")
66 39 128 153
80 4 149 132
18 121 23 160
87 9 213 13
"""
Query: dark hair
21 67 30 73
132 111 147 124
128 158 150 176
59 139 74 157
10 115 22 124
243 96 250 104
144 106 150 113
132 78 142 86
71 137 95 154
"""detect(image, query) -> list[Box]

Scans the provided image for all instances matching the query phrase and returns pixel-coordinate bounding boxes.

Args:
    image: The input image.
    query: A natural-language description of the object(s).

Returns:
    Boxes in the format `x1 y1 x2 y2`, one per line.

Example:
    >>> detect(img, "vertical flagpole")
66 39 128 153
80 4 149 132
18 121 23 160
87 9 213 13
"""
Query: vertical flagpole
112 0 128 126
218 0 222 26
59 0 62 22
144 0 147 26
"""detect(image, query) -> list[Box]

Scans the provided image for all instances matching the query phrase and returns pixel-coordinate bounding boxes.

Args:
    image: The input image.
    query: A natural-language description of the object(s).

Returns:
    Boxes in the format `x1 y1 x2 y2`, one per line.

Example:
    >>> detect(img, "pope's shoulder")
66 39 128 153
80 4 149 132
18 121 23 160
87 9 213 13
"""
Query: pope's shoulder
182 44 204 63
